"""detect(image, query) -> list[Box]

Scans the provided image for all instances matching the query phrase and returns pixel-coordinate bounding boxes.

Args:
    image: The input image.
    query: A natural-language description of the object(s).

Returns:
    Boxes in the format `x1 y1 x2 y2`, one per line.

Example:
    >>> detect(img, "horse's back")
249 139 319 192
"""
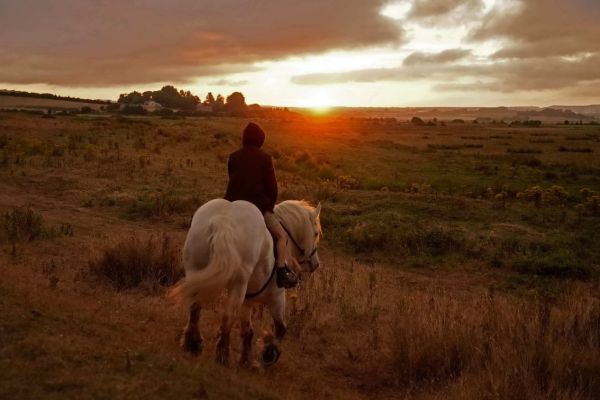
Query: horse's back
183 199 267 272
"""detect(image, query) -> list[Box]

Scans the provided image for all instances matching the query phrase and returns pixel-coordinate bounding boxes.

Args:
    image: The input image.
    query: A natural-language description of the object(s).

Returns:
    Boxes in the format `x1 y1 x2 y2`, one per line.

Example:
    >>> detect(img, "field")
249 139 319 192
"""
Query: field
0 96 106 112
1 111 599 399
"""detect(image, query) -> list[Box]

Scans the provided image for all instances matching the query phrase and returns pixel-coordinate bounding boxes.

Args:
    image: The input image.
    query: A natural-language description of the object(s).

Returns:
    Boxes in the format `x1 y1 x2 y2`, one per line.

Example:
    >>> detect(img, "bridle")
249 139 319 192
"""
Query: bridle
279 220 318 266
244 214 319 299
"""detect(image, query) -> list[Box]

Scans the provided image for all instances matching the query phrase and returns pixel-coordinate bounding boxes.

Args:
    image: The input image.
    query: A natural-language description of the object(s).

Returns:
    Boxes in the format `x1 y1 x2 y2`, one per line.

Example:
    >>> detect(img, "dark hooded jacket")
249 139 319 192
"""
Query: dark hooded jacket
224 123 277 213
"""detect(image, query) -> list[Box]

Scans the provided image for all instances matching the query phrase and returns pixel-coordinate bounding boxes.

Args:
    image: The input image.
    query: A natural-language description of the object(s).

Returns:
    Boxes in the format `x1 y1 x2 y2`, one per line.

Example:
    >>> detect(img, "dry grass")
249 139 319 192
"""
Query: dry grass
390 290 599 399
290 260 600 399
88 234 183 291
1 111 599 399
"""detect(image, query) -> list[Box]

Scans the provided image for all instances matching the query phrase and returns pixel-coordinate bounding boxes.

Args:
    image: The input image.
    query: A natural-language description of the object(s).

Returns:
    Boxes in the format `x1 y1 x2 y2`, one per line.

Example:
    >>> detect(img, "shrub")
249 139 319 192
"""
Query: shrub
125 191 199 219
337 175 361 189
2 207 43 242
517 186 570 208
1 207 73 242
411 116 425 126
514 250 592 280
88 235 182 291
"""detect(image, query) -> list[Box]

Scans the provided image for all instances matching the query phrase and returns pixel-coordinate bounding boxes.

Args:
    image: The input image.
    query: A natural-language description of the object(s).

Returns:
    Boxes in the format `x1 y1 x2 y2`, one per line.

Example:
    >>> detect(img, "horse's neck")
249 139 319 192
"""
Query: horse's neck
276 205 306 233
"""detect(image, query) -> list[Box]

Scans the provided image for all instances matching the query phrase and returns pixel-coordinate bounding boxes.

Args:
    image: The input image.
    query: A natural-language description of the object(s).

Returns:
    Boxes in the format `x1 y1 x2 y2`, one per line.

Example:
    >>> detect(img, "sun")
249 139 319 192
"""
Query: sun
298 89 335 113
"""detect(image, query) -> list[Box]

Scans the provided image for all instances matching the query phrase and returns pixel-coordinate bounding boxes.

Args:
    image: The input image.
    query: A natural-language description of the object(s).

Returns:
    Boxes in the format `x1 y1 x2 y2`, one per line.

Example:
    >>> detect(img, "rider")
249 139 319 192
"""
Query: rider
224 122 299 289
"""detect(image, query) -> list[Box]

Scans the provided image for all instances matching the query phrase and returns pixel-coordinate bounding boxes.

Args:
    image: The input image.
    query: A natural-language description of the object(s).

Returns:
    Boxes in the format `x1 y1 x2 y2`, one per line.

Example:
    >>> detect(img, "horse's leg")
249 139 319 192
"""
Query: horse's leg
239 303 255 368
181 302 202 355
215 284 246 366
262 294 286 365
271 298 287 341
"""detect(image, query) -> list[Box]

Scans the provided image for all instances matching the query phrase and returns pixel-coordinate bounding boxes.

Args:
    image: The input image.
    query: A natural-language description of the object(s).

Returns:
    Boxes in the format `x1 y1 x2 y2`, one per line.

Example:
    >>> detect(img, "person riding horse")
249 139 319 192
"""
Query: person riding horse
224 122 298 289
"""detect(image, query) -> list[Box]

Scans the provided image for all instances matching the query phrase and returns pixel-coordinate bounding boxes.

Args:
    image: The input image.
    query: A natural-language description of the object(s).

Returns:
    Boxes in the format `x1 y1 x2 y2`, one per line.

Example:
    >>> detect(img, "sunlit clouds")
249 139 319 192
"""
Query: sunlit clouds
1 0 599 106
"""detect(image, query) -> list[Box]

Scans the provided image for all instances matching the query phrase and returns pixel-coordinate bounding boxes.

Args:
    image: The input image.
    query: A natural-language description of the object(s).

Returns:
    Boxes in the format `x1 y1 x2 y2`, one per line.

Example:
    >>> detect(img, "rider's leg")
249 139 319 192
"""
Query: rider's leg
264 212 298 289
270 223 288 268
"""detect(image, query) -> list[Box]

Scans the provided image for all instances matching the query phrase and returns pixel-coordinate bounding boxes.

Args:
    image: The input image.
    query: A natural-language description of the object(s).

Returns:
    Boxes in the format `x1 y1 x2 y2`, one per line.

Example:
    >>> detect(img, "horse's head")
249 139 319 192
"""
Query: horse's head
303 202 322 272
275 201 322 273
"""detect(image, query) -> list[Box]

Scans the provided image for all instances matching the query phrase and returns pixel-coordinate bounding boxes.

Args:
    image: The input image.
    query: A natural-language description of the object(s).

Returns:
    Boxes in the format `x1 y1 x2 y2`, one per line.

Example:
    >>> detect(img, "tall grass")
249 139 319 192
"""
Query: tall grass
88 234 182 291
390 288 599 399
291 260 600 399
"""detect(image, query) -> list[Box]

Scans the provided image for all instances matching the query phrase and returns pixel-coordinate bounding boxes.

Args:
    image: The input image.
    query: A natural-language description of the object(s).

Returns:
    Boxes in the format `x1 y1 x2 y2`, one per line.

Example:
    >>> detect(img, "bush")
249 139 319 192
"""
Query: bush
2 207 43 242
411 116 425 126
89 235 182 291
514 250 592 280
337 175 361 189
344 220 464 256
1 207 73 242
125 191 199 219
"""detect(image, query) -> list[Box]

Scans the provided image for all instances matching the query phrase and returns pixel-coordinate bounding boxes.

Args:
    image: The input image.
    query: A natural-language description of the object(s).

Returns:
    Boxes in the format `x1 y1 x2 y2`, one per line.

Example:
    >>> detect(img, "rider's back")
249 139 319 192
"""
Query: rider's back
224 146 277 214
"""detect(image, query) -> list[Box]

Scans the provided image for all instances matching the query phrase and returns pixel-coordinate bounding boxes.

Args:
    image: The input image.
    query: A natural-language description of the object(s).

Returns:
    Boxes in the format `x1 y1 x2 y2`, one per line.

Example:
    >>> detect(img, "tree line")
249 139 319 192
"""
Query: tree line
117 85 247 114
0 89 110 105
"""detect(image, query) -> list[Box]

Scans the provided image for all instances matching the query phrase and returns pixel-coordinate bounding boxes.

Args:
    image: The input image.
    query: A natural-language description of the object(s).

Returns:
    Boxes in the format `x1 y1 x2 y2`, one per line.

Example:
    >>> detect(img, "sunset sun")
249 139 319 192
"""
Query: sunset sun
299 90 335 113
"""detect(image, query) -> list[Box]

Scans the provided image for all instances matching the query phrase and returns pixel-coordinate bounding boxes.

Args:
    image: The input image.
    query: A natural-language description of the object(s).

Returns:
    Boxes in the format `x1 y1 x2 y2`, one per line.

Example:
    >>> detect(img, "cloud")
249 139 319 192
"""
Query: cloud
209 79 249 86
0 0 402 86
408 0 484 19
403 49 471 66
293 54 600 93
471 0 600 59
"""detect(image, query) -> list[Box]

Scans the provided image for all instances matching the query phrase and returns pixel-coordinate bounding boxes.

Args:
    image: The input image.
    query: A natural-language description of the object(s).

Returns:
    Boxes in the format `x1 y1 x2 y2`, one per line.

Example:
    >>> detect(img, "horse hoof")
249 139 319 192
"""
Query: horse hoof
261 344 280 366
181 331 203 356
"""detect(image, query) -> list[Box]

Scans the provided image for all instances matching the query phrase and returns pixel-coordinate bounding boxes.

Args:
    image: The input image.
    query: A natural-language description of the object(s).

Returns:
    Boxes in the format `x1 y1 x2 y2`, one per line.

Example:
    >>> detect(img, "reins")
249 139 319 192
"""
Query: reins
279 220 318 265
245 261 277 298
244 216 318 299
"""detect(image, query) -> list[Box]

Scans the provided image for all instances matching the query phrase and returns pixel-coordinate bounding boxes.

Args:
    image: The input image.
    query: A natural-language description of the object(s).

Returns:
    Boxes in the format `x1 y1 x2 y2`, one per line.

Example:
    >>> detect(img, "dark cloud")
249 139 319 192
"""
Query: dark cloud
403 49 471 66
0 0 402 86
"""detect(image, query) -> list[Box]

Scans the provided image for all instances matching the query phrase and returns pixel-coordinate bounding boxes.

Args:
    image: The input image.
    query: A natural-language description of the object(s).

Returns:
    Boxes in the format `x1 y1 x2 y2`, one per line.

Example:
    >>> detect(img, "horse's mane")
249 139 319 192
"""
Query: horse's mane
275 200 322 236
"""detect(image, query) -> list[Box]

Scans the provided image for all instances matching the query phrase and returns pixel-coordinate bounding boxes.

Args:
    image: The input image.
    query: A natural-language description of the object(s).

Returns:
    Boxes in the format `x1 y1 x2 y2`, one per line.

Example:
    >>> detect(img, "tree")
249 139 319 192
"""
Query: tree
214 94 225 111
204 92 215 105
118 91 144 104
225 92 247 114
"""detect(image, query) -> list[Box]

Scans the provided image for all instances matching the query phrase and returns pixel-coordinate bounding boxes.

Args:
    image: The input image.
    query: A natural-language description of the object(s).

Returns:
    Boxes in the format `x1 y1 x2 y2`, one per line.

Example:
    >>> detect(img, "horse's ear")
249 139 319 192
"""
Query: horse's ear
315 202 322 217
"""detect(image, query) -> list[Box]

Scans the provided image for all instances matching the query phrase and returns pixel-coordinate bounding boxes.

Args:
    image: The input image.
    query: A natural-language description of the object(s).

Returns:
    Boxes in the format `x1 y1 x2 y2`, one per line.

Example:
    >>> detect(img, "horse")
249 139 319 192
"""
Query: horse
170 199 322 367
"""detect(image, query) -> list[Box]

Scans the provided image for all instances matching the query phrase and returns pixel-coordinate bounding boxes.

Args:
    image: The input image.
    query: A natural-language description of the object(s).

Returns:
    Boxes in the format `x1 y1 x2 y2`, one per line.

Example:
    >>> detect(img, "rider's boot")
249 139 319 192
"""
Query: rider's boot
276 264 298 289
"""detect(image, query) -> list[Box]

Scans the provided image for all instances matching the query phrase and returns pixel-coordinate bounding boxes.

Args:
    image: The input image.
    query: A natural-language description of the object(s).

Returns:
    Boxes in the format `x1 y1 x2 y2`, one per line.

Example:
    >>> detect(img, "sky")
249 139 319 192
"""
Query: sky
1 0 599 107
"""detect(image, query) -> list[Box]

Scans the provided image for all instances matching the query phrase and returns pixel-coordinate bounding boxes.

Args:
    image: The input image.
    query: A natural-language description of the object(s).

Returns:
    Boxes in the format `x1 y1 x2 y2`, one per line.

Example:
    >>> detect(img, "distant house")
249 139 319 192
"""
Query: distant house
119 100 162 113
197 103 213 113
142 100 162 112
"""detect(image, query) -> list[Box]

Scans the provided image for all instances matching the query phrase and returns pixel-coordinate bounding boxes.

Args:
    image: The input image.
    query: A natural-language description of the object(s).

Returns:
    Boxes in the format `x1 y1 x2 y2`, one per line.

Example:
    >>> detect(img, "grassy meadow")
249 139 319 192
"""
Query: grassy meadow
1 111 599 399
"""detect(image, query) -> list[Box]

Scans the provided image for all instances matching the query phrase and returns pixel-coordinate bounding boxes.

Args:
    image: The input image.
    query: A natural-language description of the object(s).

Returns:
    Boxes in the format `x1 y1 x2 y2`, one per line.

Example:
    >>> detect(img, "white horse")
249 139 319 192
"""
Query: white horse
171 199 322 366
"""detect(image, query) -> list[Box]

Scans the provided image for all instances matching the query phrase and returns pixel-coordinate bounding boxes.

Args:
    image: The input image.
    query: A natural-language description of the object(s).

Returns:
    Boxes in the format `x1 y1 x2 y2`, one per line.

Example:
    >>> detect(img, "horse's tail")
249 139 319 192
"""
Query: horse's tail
169 212 241 306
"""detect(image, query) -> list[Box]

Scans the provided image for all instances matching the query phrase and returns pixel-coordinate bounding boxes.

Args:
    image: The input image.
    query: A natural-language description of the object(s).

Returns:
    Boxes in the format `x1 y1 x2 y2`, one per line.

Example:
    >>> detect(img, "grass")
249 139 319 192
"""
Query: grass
88 234 182 291
389 288 600 399
0 111 599 399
